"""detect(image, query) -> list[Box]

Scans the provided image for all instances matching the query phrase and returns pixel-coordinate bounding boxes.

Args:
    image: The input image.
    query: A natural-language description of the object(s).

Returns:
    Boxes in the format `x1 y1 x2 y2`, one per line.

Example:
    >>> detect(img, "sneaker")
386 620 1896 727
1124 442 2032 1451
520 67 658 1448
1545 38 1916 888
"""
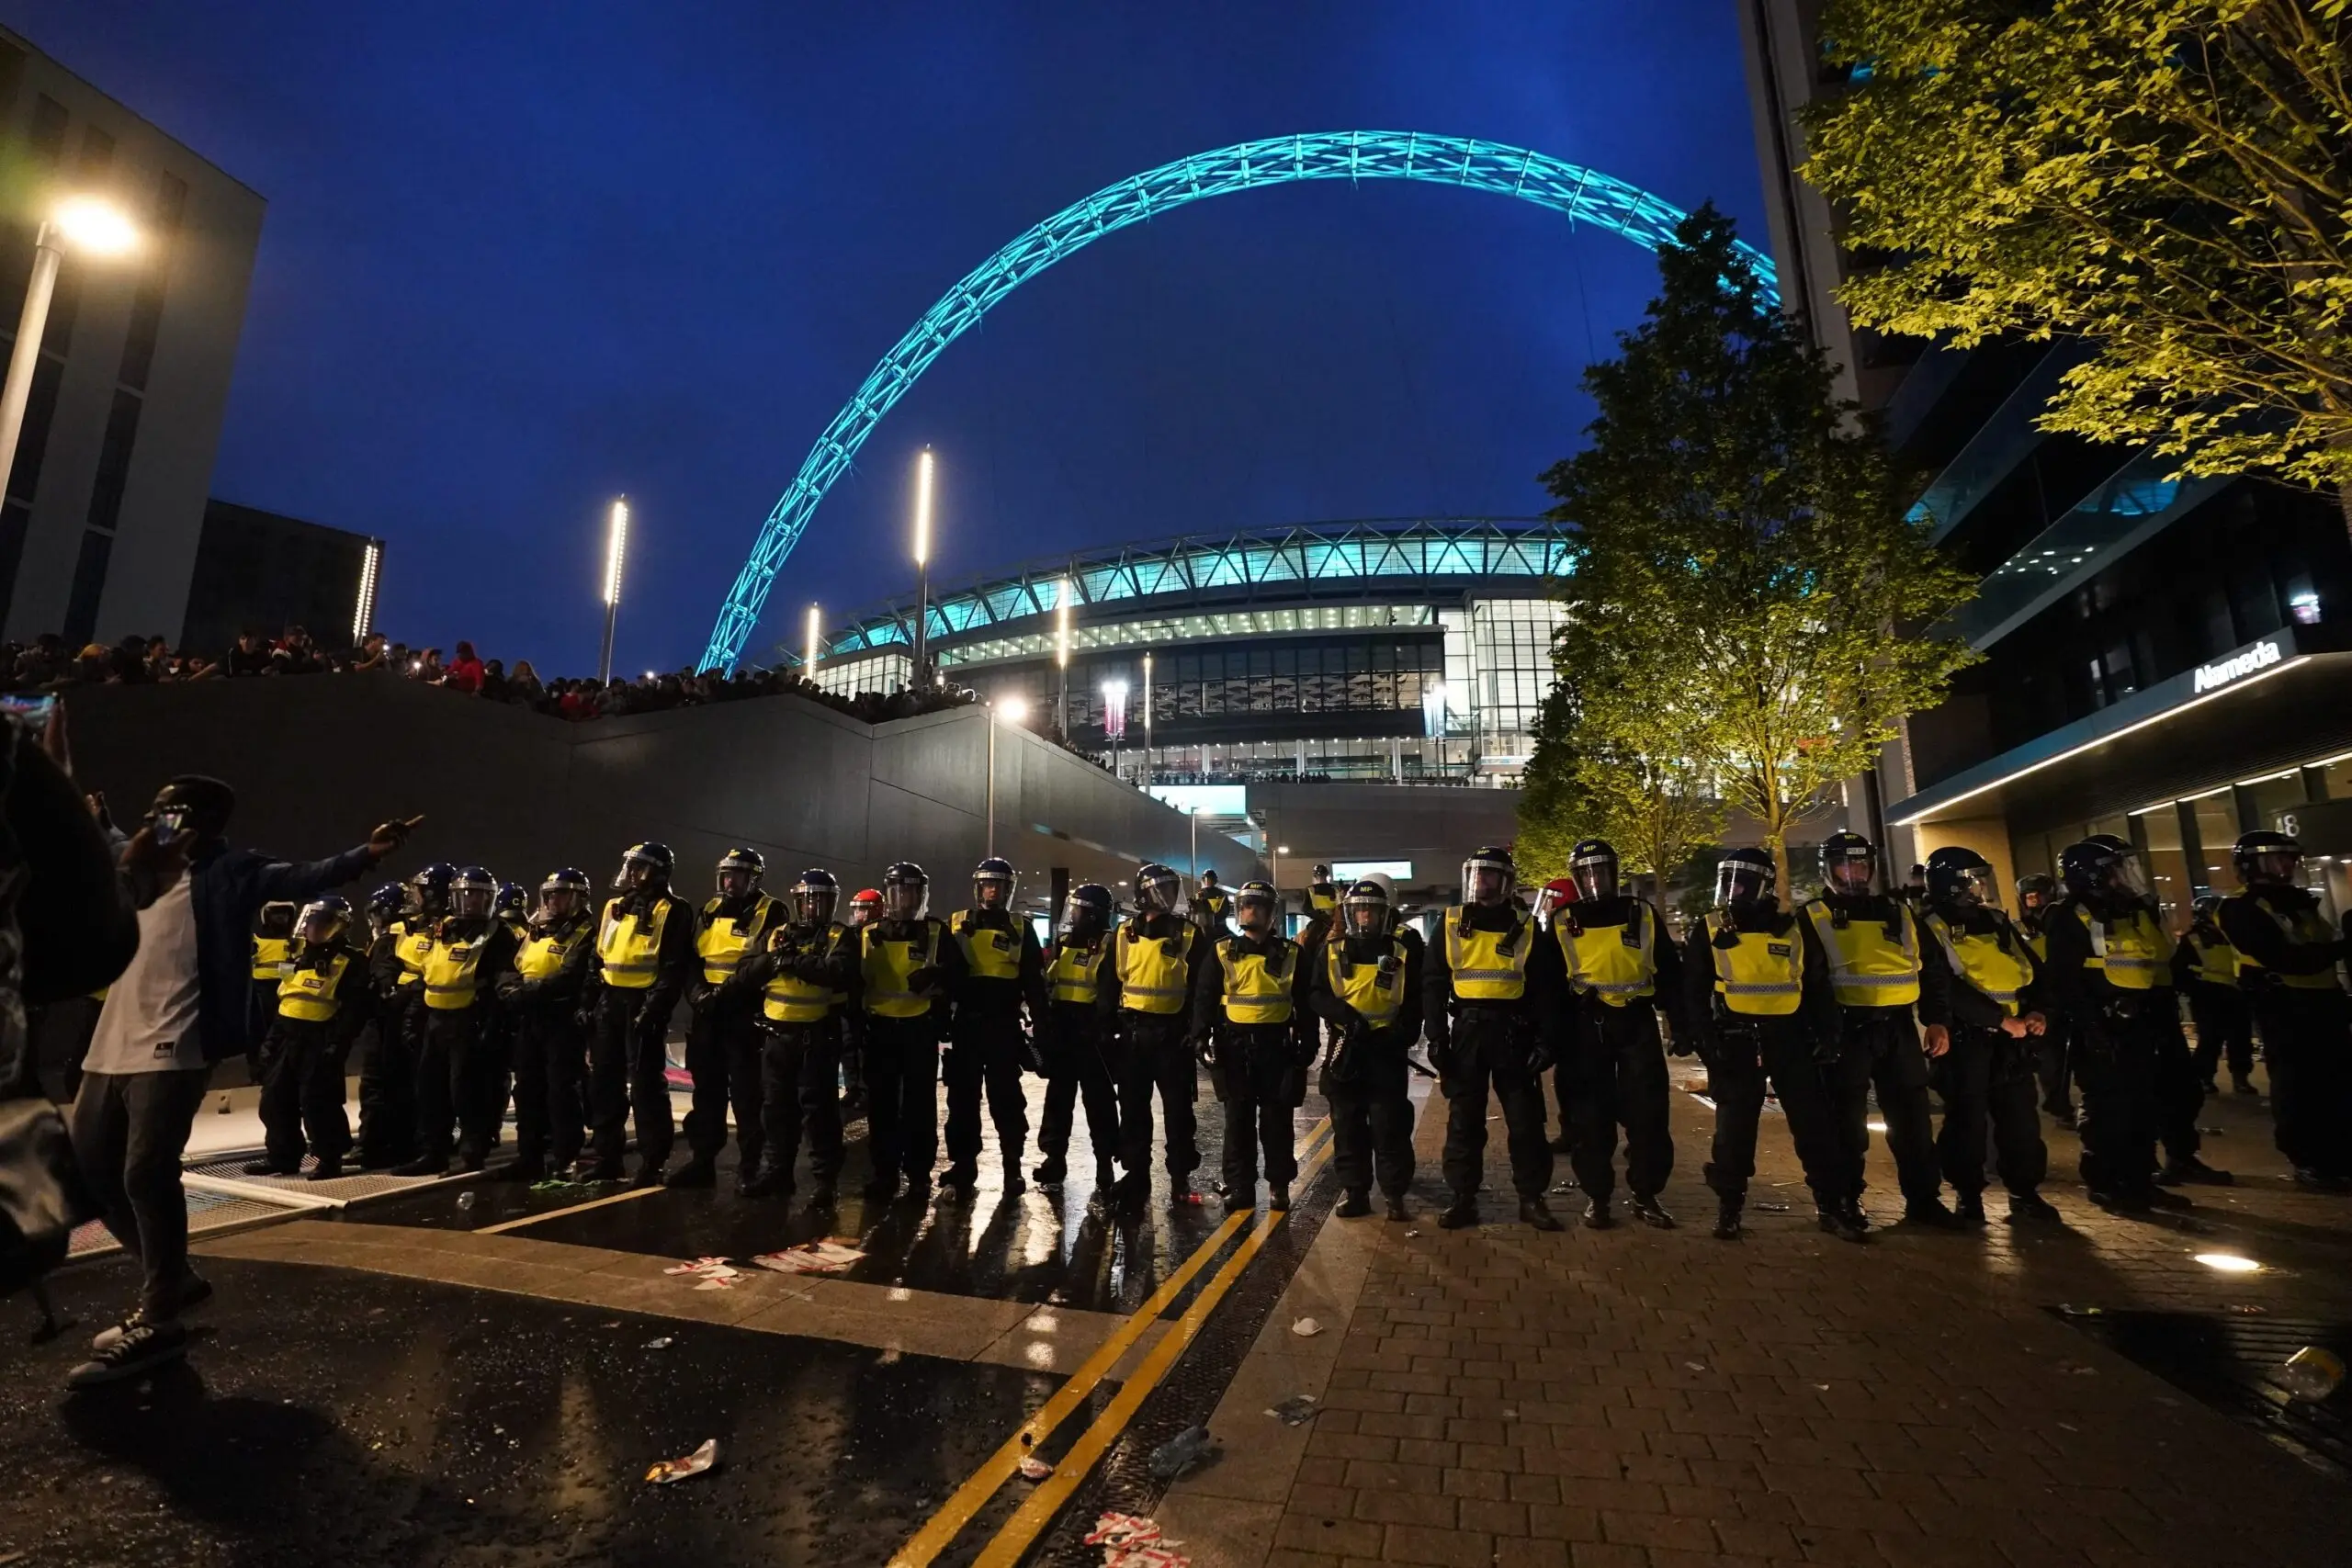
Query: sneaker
1519 1197 1565 1233
1630 1196 1677 1231
1384 1194 1411 1222
2157 1156 2233 1186
665 1158 717 1190
90 1308 151 1354
240 1158 298 1177
1952 1192 1987 1227
1438 1198 1479 1230
68 1319 188 1389
2006 1191 2063 1225
305 1158 345 1182
1581 1197 1615 1231
1713 1200 1743 1241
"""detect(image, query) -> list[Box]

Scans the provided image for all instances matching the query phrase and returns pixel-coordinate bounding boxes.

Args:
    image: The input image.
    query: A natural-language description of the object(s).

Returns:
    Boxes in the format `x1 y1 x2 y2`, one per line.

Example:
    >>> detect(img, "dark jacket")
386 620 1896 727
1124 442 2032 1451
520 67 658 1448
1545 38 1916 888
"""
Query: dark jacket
496 913 596 1013
1310 925 1427 1045
2217 886 2347 988
1679 907 1838 1058
946 907 1046 1023
1916 902 2040 1032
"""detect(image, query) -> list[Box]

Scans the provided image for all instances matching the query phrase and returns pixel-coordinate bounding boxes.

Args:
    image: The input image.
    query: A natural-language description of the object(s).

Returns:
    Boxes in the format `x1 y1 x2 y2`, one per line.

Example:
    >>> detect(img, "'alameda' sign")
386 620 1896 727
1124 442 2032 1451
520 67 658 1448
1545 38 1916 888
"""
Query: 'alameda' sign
2193 638 2284 694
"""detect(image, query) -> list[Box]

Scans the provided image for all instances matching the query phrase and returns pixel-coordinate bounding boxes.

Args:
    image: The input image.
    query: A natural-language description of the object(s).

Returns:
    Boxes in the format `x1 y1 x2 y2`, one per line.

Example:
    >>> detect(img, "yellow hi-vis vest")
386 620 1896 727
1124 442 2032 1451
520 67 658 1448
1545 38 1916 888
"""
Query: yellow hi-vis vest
1705 915 1804 1017
1326 937 1407 1026
598 898 672 989
1923 911 2031 1018
1116 923 1194 1015
393 921 434 988
514 920 590 981
1803 900 1922 1008
277 950 355 1022
1555 905 1657 1006
2185 931 2241 987
2074 904 2165 991
1217 936 1296 1024
697 894 778 986
423 927 492 1010
2024 927 2050 963
764 923 848 1023
1442 906 1530 1002
251 935 295 987
1309 886 1337 914
1047 939 1108 1006
2230 893 2343 991
863 922 942 1019
952 910 1023 980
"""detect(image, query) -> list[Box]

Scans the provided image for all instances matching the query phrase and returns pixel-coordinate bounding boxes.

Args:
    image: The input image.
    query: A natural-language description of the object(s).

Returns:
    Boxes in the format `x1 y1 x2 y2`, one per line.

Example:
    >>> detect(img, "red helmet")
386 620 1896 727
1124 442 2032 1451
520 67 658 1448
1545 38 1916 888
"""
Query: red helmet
846 887 884 929
1538 877 1578 916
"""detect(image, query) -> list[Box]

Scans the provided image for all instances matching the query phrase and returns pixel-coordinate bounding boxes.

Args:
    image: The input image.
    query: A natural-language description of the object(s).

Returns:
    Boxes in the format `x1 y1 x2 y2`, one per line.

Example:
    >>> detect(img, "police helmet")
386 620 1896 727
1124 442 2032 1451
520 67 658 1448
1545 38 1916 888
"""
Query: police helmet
1462 845 1515 908
789 867 839 927
973 856 1015 910
1342 877 1391 938
494 881 529 920
717 846 766 897
1819 830 1877 897
1200 867 1221 886
1134 862 1182 913
2191 893 2224 922
2058 838 2147 902
1312 863 1334 885
1924 846 1999 908
256 899 299 937
2015 873 2056 911
451 865 496 919
616 841 675 893
366 883 406 922
1569 838 1620 903
411 863 457 916
1537 878 1577 920
881 861 930 921
846 887 884 928
1060 882 1114 941
297 895 353 947
539 867 592 921
2233 829 2302 887
1235 879 1279 933
1713 847 1776 910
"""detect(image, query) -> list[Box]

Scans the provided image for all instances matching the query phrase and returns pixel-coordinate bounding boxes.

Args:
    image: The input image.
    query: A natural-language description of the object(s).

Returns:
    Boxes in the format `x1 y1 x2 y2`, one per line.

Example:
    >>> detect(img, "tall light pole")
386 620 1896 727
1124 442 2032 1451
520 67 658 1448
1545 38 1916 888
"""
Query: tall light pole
1056 576 1072 737
1 197 140 495
804 604 822 683
597 496 628 683
1102 677 1129 780
989 694 1028 860
910 447 934 689
1142 651 1154 785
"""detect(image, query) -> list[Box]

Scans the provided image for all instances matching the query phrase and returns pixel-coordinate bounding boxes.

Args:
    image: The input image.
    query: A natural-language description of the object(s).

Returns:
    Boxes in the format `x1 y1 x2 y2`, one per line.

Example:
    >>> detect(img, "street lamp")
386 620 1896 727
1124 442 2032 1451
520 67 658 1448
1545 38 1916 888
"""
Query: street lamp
1 197 141 506
597 496 628 683
1141 651 1154 785
1102 677 1129 780
804 604 822 682
910 448 934 688
987 694 1028 860
1056 576 1073 736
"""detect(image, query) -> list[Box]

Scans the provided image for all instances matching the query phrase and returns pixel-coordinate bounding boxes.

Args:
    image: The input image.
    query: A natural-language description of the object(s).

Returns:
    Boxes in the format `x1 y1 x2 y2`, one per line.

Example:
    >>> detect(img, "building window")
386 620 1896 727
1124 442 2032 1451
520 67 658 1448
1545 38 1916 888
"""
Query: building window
28 94 65 166
62 529 113 647
85 389 142 533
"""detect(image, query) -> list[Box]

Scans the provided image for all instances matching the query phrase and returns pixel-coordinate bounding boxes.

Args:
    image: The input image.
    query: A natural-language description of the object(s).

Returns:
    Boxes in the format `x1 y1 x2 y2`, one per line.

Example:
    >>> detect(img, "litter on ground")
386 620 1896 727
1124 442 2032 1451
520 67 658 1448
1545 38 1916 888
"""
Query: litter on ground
645 1438 718 1484
749 1239 867 1275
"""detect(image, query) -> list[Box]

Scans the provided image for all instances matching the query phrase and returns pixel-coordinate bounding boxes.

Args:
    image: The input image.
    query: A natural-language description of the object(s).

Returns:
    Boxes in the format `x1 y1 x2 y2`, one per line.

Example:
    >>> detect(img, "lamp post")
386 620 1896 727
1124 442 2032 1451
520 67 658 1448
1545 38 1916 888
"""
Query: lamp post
804 604 822 683
1056 576 1073 737
1 197 140 497
988 694 1028 860
1142 651 1154 785
1189 806 1199 882
597 496 628 684
910 447 934 689
1102 677 1129 780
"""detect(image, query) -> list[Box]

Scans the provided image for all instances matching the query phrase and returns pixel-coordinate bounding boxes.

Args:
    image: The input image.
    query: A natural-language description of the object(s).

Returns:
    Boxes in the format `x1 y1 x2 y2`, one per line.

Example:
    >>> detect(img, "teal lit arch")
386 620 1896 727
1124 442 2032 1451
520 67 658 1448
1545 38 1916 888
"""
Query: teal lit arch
701 130 1776 671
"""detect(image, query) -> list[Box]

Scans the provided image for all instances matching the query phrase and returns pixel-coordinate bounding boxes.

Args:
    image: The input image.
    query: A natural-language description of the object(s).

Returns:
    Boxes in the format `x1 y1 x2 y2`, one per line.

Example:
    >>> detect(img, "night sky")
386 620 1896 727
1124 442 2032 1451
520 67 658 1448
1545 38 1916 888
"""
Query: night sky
19 2 1765 673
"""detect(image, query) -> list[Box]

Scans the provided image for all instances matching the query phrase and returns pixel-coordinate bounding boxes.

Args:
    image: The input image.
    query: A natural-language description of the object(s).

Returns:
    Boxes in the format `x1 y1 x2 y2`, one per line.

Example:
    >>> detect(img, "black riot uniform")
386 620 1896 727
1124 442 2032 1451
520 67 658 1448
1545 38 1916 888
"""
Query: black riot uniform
858 862 968 1202
354 881 415 1168
741 869 861 1203
1682 849 1855 1241
675 849 787 1188
1311 880 1423 1220
2219 831 2352 1187
245 897 370 1179
582 843 699 1184
1193 882 1315 1213
495 870 596 1180
1193 871 1233 939
1552 840 1681 1229
1425 848 1567 1232
1035 885 1125 1195
1112 863 1207 1211
1802 831 1956 1226
1916 849 2059 1225
943 857 1046 1196
2174 897 2256 1094
394 867 519 1175
2015 875 2075 1125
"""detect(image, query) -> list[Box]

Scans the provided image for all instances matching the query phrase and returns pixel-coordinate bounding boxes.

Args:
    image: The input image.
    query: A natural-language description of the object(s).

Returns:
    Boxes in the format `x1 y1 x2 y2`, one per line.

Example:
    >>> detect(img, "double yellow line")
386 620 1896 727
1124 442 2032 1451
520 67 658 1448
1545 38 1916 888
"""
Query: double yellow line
892 1118 1336 1568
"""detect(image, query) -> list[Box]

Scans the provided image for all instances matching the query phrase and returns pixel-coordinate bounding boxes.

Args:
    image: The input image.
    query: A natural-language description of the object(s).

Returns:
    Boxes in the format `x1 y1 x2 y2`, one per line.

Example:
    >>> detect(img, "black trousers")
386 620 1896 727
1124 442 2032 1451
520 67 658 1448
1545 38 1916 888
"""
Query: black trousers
415 1005 505 1164
944 1013 1030 1173
1826 1008 1942 1206
2074 1012 2159 1198
1115 1013 1200 1183
684 1001 764 1168
2151 1006 2205 1166
356 992 420 1165
1702 1021 1848 1203
2035 1018 2075 1117
1930 1023 2048 1197
2188 986 2256 1083
255 1017 352 1168
1323 1030 1414 1199
1565 999 1673 1202
2254 987 2352 1177
28 994 100 1104
863 1012 942 1183
590 987 673 1168
1211 1024 1304 1195
757 1021 845 1186
1439 1007 1551 1201
1037 1009 1120 1177
510 1009 587 1172
69 1067 211 1320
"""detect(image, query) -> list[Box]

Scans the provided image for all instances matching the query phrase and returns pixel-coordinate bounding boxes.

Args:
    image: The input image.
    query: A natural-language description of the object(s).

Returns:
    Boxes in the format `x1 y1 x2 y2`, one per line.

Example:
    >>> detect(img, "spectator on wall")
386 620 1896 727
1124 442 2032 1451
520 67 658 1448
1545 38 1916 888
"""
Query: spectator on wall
223 629 273 678
444 641 485 694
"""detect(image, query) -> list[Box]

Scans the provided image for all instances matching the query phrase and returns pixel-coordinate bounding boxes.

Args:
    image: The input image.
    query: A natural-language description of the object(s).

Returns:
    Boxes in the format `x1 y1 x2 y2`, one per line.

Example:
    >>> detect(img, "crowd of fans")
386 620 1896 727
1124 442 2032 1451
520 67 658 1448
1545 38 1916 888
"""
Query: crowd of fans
0 626 982 726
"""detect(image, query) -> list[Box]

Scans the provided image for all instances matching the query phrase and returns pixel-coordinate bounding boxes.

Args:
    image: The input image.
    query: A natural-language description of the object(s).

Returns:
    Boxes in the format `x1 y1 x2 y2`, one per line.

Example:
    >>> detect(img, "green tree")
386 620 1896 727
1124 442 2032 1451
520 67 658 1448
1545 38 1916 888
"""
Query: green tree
1517 670 1723 904
1803 0 2352 528
1533 207 1979 893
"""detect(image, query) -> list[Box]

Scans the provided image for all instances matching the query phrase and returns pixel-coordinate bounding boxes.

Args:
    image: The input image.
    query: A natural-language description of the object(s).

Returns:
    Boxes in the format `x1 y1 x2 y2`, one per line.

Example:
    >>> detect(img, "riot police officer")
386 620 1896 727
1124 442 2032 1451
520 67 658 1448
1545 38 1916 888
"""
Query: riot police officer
1114 862 1207 1212
2177 895 2256 1096
1035 884 1124 1196
496 869 595 1181
1194 869 1233 936
245 896 369 1179
944 857 1045 1198
2015 873 2075 1126
361 864 452 1168
2220 830 2352 1188
1917 848 2060 1225
1312 878 1422 1220
1682 849 1853 1240
1554 839 1680 1230
494 881 531 942
741 868 860 1205
1306 865 1340 920
840 886 884 1115
353 883 413 1168
1424 846 1566 1232
675 848 786 1189
251 899 298 1028
582 842 698 1184
1193 880 1314 1213
1803 831 1957 1228
396 866 518 1175
859 862 966 1202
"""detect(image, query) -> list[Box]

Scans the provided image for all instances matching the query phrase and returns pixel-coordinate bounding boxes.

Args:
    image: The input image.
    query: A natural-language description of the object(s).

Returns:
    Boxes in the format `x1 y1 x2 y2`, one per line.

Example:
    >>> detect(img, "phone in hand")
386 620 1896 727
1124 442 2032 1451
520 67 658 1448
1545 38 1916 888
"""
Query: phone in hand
0 692 57 726
152 805 188 845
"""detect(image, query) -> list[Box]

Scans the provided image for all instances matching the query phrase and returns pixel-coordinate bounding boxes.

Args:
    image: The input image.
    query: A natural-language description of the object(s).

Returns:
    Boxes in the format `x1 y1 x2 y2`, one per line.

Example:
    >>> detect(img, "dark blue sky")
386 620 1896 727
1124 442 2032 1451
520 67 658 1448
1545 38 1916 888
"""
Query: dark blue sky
22 1 1766 673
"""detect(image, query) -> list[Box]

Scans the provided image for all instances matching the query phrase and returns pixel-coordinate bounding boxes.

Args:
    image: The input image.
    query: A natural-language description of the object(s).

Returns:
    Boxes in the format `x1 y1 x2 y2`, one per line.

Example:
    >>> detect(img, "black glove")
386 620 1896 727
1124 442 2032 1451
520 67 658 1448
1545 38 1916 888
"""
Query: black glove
789 953 834 983
909 965 947 994
1528 1039 1557 1075
1193 1032 1218 1068
1425 1035 1453 1077
687 981 717 1010
1810 1032 1840 1066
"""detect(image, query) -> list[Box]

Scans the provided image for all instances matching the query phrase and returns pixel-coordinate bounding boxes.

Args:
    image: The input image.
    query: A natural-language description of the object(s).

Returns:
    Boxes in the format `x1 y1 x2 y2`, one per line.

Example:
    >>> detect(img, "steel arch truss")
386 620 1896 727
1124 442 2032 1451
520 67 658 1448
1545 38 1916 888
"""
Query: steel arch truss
703 130 1775 671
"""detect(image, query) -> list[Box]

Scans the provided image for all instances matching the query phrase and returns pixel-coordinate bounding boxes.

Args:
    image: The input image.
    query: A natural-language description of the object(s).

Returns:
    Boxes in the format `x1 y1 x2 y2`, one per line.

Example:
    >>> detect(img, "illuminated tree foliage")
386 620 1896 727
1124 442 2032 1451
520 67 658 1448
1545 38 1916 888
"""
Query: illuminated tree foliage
1517 673 1722 905
1804 0 2352 526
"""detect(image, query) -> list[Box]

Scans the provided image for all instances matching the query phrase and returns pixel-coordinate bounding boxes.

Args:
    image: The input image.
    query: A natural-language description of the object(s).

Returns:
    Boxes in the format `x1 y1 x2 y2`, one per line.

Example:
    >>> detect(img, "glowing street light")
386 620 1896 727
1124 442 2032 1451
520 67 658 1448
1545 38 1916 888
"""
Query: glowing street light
804 604 822 680
351 540 381 643
1142 650 1155 785
910 447 935 686
1056 576 1073 736
596 496 628 683
987 692 1032 859
0 196 141 517
1103 677 1129 779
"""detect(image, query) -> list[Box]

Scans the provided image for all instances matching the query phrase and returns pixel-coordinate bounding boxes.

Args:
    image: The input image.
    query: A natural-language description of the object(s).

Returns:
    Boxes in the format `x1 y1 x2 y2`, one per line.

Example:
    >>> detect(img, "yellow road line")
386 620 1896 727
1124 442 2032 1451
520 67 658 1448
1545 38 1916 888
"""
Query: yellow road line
970 1131 1340 1567
889 1117 1333 1568
478 1184 663 1235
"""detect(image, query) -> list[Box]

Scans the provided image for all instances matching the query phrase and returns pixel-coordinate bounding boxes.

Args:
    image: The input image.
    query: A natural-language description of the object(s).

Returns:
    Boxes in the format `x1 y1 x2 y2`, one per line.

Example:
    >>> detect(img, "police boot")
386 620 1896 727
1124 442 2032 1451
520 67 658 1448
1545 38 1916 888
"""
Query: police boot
490 1157 542 1184
1581 1197 1615 1230
1520 1196 1564 1232
1630 1195 1677 1231
1224 1186 1255 1216
1439 1196 1479 1230
390 1154 449 1178
666 1156 718 1190
943 1163 978 1199
2145 1185 2193 1211
2006 1190 2064 1225
1268 1183 1291 1211
1713 1198 1743 1241
2157 1156 2233 1186
307 1157 345 1182
1384 1193 1411 1222
806 1182 837 1213
1952 1191 1988 1226
2233 1074 2258 1096
1033 1155 1068 1187
1904 1196 1964 1229
1335 1191 1372 1219
574 1156 624 1184
741 1160 792 1199
1817 1203 1868 1243
241 1158 299 1177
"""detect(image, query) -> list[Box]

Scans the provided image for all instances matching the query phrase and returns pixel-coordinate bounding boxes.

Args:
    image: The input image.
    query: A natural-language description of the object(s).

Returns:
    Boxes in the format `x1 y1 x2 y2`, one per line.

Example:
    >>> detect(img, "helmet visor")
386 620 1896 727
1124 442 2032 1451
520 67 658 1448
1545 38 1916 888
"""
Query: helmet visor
1824 848 1875 897
2247 848 2303 886
1954 866 2001 908
1237 891 1276 934
884 880 927 921
540 886 583 921
1060 896 1106 940
1344 895 1387 938
297 907 345 945
452 885 492 920
1715 861 1775 908
718 866 754 899
1464 859 1512 907
792 884 838 927
974 875 1010 911
1570 854 1617 904
1136 873 1179 913
2108 852 2151 900
616 852 660 892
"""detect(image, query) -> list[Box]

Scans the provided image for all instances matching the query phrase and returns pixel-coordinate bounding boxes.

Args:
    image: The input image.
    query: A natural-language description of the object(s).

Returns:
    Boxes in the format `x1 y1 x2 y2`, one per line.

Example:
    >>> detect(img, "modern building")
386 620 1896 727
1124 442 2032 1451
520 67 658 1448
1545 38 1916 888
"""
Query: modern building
180 498 382 658
1740 0 2352 924
0 26 265 648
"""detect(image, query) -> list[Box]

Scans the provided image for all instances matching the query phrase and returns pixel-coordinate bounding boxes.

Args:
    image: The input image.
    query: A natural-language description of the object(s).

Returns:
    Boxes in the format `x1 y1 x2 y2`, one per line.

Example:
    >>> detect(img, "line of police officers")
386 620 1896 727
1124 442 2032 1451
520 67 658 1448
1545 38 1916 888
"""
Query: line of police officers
234 820 2352 1228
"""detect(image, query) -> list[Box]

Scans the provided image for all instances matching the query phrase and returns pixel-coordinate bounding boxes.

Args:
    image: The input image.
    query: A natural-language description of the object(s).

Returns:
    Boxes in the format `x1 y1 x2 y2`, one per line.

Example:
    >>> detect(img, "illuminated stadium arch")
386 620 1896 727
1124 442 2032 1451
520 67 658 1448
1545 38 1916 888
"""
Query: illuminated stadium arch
700 130 1778 671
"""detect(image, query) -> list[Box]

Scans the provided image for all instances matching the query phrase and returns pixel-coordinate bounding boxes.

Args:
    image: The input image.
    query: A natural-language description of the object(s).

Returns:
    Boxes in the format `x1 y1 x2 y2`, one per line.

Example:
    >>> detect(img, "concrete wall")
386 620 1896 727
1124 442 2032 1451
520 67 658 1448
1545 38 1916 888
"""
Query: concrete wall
1243 780 1523 903
62 676 1252 909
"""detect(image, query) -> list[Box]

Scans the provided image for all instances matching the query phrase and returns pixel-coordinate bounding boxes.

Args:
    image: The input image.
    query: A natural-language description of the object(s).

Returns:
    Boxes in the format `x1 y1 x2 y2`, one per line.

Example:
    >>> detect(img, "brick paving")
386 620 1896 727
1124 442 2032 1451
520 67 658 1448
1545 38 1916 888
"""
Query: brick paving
1259 1069 2352 1568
